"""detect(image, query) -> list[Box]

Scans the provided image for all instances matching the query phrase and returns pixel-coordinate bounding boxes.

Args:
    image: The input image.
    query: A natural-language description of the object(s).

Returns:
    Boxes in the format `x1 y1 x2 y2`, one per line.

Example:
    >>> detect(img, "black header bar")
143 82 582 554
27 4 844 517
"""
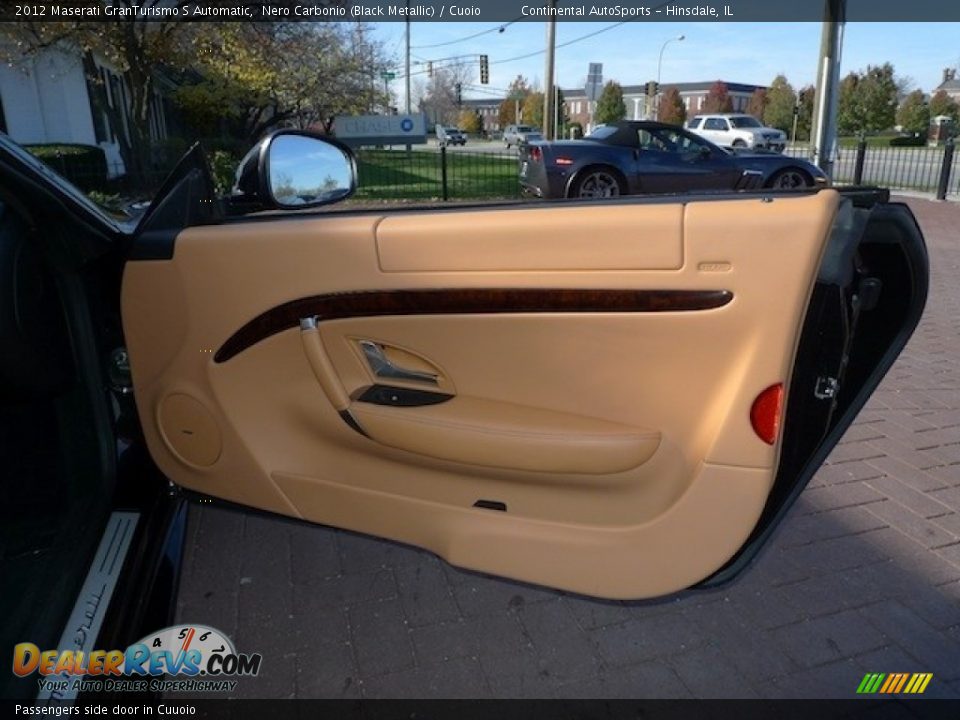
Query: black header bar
1 0 957 23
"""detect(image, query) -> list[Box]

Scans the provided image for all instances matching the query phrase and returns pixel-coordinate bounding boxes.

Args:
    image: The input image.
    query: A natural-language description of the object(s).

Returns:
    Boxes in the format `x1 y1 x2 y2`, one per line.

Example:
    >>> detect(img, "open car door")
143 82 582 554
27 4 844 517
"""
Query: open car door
120 135 927 599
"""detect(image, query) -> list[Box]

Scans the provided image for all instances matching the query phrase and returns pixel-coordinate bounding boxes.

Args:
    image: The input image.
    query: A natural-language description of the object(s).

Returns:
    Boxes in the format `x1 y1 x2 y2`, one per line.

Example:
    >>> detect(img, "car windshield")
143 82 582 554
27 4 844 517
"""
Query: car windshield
585 126 618 140
729 116 763 128
516 126 534 133
445 128 460 133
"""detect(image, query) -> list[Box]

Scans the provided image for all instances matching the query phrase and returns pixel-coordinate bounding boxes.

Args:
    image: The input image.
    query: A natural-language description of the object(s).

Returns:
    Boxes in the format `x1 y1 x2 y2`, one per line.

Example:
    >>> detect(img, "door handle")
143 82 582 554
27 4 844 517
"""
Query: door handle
359 340 438 385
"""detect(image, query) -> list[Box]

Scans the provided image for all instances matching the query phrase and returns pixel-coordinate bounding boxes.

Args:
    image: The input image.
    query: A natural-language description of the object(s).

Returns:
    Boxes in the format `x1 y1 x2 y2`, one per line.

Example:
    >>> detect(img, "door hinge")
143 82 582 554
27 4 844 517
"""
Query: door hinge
814 375 839 400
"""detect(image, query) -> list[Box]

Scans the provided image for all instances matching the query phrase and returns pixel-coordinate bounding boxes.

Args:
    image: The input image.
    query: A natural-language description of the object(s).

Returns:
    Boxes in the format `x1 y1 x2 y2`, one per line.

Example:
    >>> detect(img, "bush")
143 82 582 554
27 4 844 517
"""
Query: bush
888 134 925 147
207 149 240 194
24 143 108 192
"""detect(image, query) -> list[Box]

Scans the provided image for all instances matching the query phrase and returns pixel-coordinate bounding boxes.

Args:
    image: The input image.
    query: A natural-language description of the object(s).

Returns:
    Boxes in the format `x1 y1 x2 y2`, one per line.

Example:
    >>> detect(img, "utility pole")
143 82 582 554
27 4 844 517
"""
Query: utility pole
405 6 411 113
812 0 845 177
405 5 411 152
542 0 557 139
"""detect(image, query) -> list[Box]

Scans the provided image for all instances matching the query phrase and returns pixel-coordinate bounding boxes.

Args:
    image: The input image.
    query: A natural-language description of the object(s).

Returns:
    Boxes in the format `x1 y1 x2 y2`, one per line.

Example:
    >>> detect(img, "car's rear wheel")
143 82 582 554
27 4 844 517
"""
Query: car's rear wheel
570 168 625 199
732 139 748 148
767 167 813 189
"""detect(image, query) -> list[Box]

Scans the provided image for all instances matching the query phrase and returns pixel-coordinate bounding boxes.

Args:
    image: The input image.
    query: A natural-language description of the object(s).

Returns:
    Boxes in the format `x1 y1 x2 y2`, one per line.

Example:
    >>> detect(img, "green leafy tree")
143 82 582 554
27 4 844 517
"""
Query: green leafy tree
896 90 930 134
930 89 960 122
746 88 767 120
657 87 686 125
1 6 194 187
762 75 796 133
838 63 899 134
837 72 862 135
595 81 626 124
702 81 733 113
179 23 389 141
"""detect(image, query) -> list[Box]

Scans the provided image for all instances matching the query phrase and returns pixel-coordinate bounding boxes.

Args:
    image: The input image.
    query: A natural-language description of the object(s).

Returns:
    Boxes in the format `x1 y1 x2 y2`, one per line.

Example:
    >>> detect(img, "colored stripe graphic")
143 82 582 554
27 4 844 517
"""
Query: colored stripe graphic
893 673 909 693
858 672 932 694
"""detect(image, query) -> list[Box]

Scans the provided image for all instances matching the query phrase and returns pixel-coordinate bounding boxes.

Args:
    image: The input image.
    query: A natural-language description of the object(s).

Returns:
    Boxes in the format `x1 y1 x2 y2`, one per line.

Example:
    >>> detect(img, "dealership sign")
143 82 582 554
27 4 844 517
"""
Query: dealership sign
334 114 427 146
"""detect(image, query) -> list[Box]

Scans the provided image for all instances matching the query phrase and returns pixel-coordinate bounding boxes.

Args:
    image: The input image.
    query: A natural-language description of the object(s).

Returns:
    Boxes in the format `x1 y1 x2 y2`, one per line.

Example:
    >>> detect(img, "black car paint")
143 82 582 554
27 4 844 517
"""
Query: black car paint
520 121 825 198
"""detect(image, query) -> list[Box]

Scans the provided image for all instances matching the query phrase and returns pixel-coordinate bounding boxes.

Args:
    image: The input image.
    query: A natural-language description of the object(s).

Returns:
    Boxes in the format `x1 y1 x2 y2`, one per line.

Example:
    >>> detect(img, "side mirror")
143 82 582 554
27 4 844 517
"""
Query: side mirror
231 130 357 212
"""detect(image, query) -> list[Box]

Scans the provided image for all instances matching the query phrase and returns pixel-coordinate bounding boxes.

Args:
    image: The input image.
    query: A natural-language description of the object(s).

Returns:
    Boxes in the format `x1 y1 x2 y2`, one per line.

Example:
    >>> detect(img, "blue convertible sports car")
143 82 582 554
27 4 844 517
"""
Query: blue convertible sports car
519 121 829 199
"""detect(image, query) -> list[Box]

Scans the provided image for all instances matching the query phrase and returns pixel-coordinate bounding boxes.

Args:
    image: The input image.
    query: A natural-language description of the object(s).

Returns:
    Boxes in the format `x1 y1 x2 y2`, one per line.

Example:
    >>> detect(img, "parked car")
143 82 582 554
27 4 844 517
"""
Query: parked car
0 130 929 698
519 121 826 199
687 113 787 152
503 124 537 148
435 125 466 147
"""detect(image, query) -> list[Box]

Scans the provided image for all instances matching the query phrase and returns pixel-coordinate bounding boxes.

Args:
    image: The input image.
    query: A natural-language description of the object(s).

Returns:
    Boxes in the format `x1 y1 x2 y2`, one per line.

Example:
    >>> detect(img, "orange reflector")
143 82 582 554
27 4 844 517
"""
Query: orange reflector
750 383 784 445
555 157 574 165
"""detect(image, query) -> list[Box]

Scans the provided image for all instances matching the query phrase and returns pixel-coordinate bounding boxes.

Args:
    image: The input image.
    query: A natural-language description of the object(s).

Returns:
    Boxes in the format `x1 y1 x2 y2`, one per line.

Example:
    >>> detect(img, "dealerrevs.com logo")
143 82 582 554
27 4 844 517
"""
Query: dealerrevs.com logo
13 625 261 695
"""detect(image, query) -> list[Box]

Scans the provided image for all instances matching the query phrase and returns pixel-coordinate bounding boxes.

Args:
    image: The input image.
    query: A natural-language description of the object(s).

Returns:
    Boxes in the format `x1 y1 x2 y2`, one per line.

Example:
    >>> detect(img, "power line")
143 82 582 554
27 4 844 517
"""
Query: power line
491 22 630 65
411 20 520 49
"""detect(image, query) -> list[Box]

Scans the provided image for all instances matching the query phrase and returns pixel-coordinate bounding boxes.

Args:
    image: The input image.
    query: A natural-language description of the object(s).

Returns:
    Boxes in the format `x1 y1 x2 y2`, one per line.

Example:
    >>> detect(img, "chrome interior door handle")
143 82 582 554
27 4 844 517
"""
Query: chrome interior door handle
359 341 438 385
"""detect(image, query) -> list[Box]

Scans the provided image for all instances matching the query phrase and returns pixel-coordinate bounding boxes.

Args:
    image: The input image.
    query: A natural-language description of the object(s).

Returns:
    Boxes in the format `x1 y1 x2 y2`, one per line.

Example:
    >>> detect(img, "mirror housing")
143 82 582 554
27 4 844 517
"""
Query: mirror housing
230 130 357 212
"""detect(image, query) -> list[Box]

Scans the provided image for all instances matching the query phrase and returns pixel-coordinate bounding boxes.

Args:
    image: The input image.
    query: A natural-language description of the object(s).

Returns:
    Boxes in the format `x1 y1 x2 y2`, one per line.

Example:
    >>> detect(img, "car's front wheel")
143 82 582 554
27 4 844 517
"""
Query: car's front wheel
767 167 813 189
569 168 625 199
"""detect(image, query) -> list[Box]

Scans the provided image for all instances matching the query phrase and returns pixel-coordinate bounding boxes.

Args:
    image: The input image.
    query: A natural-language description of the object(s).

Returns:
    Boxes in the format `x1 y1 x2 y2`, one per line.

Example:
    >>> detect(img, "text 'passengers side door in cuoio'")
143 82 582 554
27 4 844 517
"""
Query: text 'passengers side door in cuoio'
120 190 927 599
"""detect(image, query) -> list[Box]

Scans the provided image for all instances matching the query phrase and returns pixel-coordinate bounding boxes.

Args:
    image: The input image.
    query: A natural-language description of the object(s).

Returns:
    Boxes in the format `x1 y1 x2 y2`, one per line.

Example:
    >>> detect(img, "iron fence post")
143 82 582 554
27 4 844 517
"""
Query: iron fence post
440 145 449 201
936 138 955 200
854 138 867 185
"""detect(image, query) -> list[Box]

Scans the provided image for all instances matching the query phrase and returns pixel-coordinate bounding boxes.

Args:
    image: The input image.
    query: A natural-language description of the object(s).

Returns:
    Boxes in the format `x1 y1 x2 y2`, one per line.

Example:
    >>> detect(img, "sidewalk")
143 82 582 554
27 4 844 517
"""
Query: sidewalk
176 198 960 699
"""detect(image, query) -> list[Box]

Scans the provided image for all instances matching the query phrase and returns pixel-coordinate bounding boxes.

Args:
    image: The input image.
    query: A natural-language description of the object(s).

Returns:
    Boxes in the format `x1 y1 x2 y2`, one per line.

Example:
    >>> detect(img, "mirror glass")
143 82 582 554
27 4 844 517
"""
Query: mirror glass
267 135 354 207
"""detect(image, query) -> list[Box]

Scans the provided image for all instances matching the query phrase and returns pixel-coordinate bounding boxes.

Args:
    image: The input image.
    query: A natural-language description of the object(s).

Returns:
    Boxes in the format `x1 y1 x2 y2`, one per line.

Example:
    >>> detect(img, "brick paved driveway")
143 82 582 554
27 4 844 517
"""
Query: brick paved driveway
175 198 960 699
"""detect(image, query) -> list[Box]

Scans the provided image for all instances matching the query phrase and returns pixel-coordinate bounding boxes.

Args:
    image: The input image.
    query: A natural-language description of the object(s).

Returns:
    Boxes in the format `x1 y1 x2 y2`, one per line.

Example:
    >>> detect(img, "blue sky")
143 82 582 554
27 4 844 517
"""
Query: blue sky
373 22 958 102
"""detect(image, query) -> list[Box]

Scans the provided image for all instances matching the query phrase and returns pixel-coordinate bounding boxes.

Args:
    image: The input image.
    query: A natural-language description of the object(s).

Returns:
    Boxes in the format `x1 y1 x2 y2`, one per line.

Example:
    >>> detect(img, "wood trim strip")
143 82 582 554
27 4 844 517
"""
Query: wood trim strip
214 288 733 363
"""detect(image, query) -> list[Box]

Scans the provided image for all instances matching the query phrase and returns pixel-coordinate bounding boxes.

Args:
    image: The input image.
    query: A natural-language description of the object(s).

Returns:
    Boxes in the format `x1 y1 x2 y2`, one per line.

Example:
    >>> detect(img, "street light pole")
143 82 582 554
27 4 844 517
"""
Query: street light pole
655 34 685 120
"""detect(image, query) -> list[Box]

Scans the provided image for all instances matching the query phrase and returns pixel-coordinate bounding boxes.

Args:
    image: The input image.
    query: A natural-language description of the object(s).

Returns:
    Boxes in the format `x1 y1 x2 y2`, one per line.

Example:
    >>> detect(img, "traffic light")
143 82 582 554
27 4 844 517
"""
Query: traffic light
480 54 489 84
427 61 433 78
646 80 659 98
455 82 462 105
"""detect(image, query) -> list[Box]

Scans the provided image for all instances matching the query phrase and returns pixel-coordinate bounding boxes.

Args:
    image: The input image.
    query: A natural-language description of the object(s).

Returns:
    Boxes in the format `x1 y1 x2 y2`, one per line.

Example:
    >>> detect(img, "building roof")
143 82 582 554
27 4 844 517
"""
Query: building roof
462 80 767 105
563 81 766 97
937 79 960 92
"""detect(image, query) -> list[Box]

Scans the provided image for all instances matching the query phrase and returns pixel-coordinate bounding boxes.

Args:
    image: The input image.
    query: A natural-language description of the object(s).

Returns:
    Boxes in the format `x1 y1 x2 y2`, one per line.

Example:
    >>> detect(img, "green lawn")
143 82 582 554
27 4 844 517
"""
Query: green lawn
355 149 520 200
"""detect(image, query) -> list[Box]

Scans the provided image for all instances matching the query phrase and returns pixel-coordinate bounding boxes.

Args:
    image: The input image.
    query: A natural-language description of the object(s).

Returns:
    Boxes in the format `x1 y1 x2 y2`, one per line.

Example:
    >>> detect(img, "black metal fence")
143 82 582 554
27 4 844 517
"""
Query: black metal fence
786 140 959 198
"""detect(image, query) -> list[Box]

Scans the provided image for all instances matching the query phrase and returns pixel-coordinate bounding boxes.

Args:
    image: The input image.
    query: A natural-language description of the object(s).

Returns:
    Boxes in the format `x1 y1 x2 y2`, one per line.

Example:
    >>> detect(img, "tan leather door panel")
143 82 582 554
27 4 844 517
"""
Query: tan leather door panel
121 191 839 598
